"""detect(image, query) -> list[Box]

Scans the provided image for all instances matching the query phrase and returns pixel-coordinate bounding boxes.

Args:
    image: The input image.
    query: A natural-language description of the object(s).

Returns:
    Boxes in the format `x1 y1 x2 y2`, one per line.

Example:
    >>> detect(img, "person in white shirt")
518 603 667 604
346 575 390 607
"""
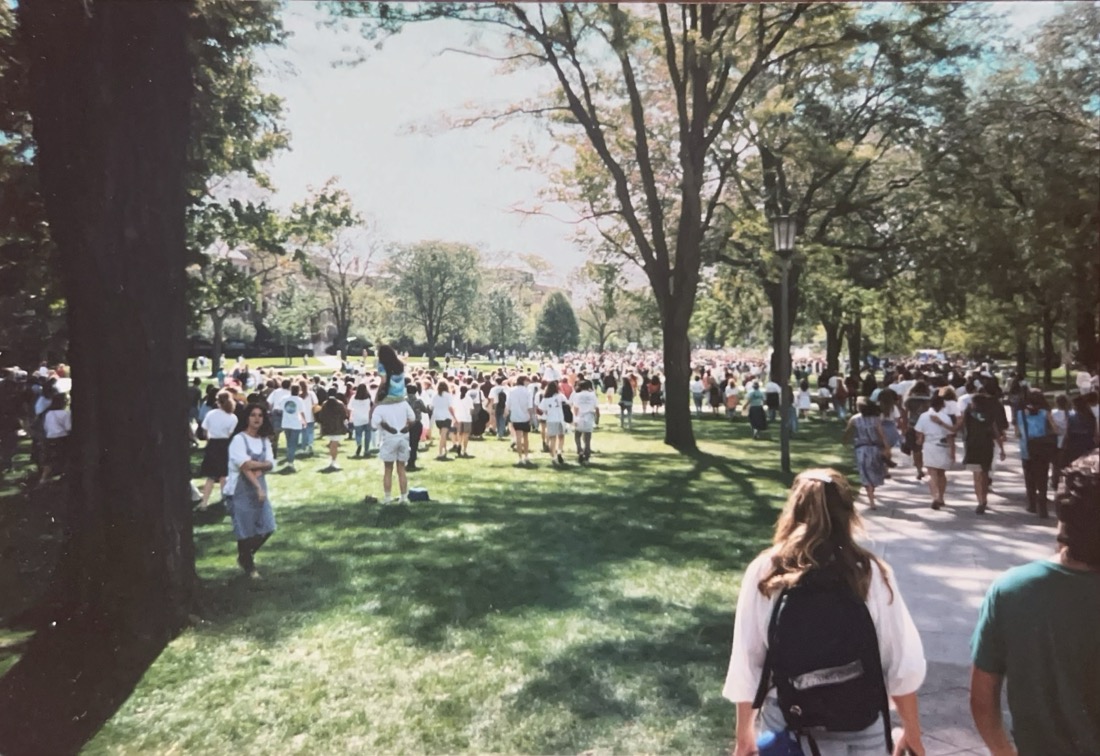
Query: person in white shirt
300 381 318 455
570 379 600 464
347 383 374 458
453 385 474 458
726 469 926 756
265 379 292 455
38 392 72 486
488 377 509 440
431 380 457 461
277 385 308 472
537 380 567 466
371 399 417 505
505 375 534 466
764 380 781 422
915 394 954 509
690 375 705 415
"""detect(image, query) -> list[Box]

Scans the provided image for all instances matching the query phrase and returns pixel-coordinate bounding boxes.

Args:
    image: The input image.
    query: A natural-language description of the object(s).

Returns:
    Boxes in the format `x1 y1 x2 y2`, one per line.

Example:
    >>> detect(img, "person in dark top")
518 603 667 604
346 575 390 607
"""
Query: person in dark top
956 382 1006 514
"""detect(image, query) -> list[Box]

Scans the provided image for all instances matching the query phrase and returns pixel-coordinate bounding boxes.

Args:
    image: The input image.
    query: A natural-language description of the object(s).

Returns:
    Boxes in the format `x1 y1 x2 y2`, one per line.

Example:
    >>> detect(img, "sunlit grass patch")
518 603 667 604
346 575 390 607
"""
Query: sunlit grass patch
85 414 851 754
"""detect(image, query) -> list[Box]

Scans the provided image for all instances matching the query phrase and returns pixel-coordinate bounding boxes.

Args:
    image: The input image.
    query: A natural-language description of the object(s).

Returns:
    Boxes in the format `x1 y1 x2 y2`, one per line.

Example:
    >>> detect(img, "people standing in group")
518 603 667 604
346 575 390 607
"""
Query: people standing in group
348 383 373 459
915 393 954 510
489 376 509 440
725 469 926 756
618 374 635 430
842 398 890 509
970 451 1100 756
537 379 567 466
571 378 600 464
1015 389 1058 519
505 374 534 467
371 384 417 505
197 389 239 509
38 393 71 486
315 387 348 472
225 403 276 579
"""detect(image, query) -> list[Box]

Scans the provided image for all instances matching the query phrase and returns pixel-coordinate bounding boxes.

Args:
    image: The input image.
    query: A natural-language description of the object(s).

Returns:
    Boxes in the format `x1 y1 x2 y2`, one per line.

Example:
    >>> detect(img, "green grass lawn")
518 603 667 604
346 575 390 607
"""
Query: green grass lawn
38 413 849 754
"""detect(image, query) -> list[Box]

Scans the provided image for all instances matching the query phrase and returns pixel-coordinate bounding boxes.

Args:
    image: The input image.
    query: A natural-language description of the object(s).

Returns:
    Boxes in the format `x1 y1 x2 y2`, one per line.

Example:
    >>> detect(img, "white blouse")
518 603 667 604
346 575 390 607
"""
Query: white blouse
722 549 926 703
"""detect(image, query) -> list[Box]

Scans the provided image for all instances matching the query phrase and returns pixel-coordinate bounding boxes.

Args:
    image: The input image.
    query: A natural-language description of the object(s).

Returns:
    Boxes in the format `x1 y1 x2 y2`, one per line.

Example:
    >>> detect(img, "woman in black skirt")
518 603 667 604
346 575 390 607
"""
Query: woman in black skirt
197 390 239 510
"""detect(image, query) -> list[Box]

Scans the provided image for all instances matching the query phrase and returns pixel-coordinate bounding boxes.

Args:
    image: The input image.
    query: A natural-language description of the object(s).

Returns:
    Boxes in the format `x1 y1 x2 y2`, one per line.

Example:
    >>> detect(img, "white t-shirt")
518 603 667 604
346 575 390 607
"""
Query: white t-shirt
301 390 317 422
506 385 532 423
467 386 483 406
488 385 507 412
723 550 926 702
690 379 704 394
348 396 373 426
279 396 306 430
914 409 951 443
538 393 565 424
222 433 274 498
43 409 72 439
371 400 416 437
454 393 473 423
431 393 454 423
571 390 599 432
764 381 781 395
202 408 239 440
267 387 290 413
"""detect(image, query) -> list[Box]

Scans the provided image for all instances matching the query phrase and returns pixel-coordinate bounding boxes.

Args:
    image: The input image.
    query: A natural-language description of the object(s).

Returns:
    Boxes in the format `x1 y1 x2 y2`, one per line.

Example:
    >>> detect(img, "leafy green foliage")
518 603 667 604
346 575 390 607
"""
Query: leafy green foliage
535 292 580 355
387 241 480 361
484 287 522 352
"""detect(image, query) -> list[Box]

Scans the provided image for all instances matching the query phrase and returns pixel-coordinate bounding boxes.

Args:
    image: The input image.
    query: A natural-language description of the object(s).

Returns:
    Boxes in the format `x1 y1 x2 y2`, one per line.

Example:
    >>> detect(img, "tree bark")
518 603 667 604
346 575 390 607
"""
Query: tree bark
823 317 843 377
0 3 195 753
764 265 802 383
1041 307 1056 386
660 301 694 450
847 314 863 378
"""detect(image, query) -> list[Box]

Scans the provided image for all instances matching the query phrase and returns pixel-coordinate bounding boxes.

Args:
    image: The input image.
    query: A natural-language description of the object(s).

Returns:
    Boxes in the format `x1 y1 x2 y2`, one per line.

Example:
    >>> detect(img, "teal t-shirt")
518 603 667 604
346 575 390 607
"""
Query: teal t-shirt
971 559 1100 756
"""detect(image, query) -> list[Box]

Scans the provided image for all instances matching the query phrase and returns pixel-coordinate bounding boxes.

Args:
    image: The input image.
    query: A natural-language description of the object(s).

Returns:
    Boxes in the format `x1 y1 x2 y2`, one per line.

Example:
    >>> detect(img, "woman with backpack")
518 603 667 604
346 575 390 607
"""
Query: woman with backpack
725 469 926 756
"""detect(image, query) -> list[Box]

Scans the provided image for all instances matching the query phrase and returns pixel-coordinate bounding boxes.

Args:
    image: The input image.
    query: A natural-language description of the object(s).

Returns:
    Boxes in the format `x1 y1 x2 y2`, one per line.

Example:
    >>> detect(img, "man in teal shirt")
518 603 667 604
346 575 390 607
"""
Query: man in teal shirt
970 450 1100 755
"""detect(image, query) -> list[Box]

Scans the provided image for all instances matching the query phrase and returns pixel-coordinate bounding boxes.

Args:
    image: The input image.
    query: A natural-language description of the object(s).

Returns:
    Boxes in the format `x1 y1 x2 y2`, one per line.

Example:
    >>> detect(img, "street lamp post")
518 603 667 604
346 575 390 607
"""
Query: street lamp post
772 215 798 474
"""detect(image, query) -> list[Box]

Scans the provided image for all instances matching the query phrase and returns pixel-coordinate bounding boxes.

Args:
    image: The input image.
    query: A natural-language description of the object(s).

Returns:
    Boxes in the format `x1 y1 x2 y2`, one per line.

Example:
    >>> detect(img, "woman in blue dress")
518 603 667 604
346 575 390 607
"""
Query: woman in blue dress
842 399 890 509
225 403 277 579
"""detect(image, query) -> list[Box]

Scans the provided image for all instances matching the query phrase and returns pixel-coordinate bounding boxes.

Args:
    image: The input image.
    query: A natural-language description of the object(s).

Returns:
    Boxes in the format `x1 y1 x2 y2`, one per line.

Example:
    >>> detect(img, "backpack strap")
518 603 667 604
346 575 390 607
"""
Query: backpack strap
751 588 788 710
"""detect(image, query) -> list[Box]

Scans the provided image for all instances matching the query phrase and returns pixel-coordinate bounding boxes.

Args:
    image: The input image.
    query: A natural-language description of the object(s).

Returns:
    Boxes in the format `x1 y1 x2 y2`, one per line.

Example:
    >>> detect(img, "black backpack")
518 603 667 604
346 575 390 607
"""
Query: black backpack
495 388 507 415
752 569 893 756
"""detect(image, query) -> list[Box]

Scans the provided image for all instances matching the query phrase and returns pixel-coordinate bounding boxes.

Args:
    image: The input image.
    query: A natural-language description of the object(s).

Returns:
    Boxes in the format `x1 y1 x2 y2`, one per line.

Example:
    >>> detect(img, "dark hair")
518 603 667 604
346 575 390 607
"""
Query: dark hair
437 380 449 394
237 402 274 439
378 344 404 377
1025 388 1047 411
354 384 369 401
1055 451 1100 568
49 392 68 411
545 380 559 398
930 394 945 411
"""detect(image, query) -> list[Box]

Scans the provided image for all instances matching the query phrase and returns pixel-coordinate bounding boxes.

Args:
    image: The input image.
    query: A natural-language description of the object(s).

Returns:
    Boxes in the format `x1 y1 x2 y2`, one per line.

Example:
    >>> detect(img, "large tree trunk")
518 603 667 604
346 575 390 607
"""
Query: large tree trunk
823 317 843 377
1041 307 1056 387
0 3 195 753
847 314 863 378
1015 328 1028 378
661 299 695 451
210 311 225 377
764 265 802 383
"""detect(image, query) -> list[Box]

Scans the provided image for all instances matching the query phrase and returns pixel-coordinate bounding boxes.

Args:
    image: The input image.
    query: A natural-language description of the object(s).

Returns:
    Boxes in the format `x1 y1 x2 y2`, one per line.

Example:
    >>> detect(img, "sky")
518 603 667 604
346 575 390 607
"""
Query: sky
257 2 1069 287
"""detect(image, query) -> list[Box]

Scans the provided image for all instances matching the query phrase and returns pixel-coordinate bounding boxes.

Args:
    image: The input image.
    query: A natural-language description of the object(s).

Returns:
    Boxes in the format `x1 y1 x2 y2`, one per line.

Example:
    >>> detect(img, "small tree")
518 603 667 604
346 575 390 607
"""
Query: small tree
387 240 480 365
485 287 521 354
188 257 256 376
535 292 580 356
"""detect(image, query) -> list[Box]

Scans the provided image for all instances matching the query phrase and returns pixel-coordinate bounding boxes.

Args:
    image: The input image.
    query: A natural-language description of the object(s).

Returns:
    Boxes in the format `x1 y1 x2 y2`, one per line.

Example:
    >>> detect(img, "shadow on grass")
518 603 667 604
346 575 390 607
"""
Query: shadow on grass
189 419 836 650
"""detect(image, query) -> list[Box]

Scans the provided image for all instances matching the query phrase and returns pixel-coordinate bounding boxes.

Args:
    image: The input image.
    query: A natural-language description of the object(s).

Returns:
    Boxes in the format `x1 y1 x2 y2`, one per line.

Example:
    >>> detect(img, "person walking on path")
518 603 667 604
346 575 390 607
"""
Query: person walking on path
277 384 308 472
431 380 457 461
570 379 600 465
970 450 1100 756
725 468 927 756
618 374 635 430
842 399 891 509
954 381 1006 514
743 381 768 440
1015 389 1058 519
225 403 276 579
537 380 567 466
914 394 953 510
348 383 373 459
505 374 534 466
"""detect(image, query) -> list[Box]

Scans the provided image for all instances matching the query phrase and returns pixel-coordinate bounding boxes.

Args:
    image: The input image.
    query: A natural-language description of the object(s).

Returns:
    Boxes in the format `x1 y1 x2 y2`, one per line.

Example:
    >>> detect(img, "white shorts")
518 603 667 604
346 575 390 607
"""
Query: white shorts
378 432 410 463
324 435 344 443
574 420 595 434
545 421 565 437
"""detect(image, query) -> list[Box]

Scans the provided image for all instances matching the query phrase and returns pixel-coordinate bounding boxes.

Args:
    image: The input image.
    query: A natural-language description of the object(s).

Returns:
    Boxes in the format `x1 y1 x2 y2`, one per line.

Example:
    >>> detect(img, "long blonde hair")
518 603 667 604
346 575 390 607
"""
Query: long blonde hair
758 468 893 602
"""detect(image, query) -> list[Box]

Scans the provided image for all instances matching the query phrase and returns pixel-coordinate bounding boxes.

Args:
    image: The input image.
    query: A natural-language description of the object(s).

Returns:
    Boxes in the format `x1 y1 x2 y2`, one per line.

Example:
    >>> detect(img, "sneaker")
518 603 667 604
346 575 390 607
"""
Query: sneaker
405 464 420 472
557 454 565 466
398 495 409 505
330 463 340 471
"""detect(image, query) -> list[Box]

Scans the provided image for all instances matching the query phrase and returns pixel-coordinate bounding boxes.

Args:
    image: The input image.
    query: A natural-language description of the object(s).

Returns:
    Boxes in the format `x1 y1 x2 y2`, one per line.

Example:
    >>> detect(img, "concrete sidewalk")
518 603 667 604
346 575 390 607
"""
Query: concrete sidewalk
861 439 1054 755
